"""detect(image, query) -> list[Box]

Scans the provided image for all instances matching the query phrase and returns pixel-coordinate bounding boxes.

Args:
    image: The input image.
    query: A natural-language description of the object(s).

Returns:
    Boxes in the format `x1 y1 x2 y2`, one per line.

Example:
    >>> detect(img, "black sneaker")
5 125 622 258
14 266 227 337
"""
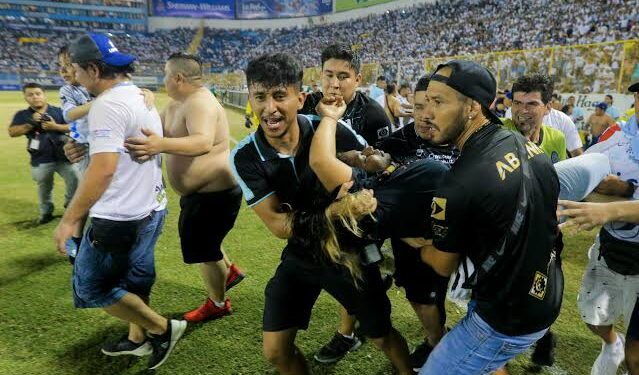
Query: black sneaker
101 336 152 357
37 213 54 225
410 340 434 372
531 331 556 367
314 332 362 363
147 319 187 370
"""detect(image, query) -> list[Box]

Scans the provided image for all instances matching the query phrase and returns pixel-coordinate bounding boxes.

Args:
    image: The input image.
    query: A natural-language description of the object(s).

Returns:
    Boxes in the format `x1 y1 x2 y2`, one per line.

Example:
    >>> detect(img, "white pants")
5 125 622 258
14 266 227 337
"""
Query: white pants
577 237 639 328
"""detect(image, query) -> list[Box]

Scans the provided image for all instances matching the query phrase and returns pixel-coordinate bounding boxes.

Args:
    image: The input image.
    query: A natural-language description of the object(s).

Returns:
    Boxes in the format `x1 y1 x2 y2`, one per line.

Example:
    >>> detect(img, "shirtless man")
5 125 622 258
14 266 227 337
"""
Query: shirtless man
586 102 616 146
125 52 244 322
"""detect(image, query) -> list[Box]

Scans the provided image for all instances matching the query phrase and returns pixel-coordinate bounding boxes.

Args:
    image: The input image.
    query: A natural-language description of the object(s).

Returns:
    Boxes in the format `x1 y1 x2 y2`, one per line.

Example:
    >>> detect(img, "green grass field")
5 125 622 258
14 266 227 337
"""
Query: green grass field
0 90 613 374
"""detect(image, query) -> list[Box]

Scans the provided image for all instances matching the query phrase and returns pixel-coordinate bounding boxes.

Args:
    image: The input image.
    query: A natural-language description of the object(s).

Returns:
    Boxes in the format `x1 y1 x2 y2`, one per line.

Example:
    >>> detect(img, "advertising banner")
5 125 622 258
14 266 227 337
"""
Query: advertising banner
152 0 235 19
335 0 394 12
236 0 332 19
560 93 634 124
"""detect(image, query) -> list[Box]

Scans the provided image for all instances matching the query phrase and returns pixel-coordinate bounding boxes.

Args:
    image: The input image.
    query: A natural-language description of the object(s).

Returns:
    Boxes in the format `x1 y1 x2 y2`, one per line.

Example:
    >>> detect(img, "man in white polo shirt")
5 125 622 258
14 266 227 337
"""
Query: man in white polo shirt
53 32 185 370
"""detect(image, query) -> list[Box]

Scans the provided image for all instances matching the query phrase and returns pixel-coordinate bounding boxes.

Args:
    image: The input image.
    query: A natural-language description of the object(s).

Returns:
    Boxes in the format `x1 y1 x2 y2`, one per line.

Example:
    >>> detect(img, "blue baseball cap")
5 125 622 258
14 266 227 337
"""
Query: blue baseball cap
70 32 136 67
596 102 608 110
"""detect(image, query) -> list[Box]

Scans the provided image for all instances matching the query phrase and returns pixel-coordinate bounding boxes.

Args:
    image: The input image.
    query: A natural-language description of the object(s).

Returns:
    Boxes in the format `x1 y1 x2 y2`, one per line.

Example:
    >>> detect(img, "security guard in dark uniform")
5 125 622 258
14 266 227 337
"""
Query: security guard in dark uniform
300 43 392 148
301 43 394 364
377 76 459 371
417 60 564 375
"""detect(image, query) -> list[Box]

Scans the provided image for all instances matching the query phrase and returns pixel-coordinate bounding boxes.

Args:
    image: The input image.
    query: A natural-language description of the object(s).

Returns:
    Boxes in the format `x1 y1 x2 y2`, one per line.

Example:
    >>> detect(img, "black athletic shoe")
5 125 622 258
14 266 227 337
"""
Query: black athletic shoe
410 340 434 372
314 332 362 363
531 331 556 367
37 213 54 225
101 336 152 357
147 319 187 370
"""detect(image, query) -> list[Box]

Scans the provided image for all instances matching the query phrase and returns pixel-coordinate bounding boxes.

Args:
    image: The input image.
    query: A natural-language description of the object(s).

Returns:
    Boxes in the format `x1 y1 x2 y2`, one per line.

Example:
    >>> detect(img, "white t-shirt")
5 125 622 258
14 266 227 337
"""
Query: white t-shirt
543 108 583 152
587 130 639 243
87 83 167 221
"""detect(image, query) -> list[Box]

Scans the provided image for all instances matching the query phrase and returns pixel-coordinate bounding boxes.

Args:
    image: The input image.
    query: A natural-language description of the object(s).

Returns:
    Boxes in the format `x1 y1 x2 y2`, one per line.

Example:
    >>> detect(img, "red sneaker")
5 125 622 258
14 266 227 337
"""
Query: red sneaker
226 264 245 291
183 298 232 322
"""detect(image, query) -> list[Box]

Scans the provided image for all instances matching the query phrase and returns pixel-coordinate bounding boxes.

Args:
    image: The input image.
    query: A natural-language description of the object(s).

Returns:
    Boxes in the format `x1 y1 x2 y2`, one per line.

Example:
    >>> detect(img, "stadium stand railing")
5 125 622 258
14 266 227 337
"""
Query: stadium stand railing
209 39 639 97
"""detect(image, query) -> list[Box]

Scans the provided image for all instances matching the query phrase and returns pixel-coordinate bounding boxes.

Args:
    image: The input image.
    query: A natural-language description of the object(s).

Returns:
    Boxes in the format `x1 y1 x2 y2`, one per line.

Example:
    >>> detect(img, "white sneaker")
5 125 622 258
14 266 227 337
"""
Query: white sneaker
591 333 625 375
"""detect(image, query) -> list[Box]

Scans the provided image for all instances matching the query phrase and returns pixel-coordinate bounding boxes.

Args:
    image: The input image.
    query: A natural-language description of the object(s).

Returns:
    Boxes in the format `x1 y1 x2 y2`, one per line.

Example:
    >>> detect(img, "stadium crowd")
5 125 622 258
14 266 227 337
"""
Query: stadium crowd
0 25 192 73
1 0 638 83
4 1 639 373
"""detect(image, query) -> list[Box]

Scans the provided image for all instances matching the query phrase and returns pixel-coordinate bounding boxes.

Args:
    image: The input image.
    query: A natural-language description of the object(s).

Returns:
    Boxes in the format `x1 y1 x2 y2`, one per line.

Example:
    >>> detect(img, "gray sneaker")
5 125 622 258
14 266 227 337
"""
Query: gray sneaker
101 336 152 357
314 332 362 363
147 319 187 370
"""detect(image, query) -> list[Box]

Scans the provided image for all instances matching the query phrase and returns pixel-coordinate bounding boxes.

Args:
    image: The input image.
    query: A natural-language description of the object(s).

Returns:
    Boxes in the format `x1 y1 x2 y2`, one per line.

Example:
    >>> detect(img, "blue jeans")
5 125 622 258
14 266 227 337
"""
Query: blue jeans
72 209 166 308
420 307 547 374
555 152 610 201
30 161 78 217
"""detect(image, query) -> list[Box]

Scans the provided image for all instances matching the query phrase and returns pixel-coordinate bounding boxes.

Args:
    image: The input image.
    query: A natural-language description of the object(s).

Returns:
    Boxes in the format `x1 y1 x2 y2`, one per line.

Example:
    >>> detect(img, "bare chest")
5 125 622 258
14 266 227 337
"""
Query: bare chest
165 106 189 138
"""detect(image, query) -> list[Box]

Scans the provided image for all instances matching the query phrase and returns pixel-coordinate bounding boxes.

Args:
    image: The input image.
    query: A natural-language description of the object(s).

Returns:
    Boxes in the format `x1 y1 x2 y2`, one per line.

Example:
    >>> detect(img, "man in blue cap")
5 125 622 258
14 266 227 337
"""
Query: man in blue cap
52 32 186 370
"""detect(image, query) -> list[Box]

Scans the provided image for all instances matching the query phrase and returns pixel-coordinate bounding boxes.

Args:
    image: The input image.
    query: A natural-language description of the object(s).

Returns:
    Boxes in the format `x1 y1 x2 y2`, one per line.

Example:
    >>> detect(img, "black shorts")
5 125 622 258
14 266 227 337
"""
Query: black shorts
263 249 392 338
178 186 242 264
391 238 449 310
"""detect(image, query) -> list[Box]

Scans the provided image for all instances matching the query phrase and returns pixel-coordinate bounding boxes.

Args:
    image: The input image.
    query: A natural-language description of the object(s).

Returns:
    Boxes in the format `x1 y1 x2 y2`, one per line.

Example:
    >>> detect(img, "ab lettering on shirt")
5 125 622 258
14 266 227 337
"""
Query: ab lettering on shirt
495 141 544 181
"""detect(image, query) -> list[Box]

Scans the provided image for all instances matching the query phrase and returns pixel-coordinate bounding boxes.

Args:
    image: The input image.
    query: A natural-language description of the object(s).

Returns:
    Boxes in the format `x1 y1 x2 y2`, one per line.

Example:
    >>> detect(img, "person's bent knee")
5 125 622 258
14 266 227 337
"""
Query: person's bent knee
263 340 294 366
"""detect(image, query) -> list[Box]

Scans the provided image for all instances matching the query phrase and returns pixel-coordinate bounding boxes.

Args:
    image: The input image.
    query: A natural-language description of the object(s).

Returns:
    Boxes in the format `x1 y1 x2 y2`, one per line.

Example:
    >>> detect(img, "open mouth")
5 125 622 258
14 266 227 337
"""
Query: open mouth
263 116 285 130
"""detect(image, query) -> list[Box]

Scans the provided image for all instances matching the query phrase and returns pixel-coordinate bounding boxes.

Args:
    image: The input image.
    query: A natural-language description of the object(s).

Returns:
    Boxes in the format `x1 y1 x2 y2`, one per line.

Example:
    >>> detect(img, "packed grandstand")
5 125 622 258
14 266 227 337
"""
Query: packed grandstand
4 1 639 374
2 0 638 85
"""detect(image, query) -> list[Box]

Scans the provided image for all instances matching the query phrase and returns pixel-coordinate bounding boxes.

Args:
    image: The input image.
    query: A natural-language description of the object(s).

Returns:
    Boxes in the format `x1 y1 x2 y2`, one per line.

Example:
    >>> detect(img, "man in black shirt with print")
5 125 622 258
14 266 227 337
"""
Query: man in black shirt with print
230 53 412 375
302 43 393 364
416 60 563 374
376 76 458 371
8 82 78 224
300 43 391 147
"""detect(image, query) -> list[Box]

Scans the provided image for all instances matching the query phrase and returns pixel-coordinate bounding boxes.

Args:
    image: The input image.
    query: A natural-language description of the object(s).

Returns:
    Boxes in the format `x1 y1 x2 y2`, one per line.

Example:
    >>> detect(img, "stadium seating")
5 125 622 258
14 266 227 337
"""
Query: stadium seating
0 0 636 83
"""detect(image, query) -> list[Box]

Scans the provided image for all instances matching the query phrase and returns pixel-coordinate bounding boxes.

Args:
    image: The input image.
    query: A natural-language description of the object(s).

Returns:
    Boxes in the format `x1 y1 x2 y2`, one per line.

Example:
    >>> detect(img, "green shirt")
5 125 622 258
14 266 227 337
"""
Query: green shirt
501 118 567 163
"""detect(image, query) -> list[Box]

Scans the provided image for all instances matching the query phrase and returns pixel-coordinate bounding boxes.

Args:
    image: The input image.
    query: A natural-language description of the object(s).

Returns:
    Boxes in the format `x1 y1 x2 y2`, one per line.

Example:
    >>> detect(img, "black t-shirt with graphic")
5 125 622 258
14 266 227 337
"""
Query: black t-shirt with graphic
350 158 448 241
431 123 564 336
301 91 392 147
378 122 459 166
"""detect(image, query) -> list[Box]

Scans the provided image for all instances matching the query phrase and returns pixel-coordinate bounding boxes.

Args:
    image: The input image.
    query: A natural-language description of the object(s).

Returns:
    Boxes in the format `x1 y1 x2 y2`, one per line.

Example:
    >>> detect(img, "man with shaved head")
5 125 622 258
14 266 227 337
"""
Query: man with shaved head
414 61 564 374
125 52 244 323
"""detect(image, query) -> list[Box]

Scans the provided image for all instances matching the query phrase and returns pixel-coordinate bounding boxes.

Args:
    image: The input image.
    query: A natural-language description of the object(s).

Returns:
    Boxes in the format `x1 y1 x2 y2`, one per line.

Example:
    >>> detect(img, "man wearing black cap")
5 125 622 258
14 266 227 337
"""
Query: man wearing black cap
416 60 564 374
52 32 186 370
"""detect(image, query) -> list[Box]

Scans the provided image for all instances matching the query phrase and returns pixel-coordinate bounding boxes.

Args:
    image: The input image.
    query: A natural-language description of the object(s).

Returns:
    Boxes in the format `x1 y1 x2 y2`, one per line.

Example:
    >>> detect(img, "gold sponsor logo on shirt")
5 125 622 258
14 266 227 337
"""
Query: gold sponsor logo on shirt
431 197 447 221
529 271 548 300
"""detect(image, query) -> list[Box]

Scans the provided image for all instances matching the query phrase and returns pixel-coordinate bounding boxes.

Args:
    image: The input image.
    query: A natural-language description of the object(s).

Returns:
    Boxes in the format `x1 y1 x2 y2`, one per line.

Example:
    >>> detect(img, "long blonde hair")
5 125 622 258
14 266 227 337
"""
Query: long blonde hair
321 190 377 285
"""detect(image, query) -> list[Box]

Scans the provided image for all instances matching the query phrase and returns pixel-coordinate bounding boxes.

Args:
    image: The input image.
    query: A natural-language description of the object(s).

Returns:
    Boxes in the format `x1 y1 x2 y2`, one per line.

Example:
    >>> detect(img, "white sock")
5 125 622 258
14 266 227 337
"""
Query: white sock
340 332 355 339
213 300 225 308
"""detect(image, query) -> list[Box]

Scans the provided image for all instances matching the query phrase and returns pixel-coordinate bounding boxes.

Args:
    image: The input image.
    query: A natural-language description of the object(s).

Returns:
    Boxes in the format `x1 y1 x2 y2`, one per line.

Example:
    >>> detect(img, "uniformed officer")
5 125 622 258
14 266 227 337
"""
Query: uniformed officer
301 43 394 364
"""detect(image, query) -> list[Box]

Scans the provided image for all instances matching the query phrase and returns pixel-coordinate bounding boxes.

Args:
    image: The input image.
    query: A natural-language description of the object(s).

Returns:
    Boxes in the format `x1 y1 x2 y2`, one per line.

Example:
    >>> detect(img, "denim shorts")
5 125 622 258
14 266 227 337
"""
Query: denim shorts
72 209 166 308
420 301 547 375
